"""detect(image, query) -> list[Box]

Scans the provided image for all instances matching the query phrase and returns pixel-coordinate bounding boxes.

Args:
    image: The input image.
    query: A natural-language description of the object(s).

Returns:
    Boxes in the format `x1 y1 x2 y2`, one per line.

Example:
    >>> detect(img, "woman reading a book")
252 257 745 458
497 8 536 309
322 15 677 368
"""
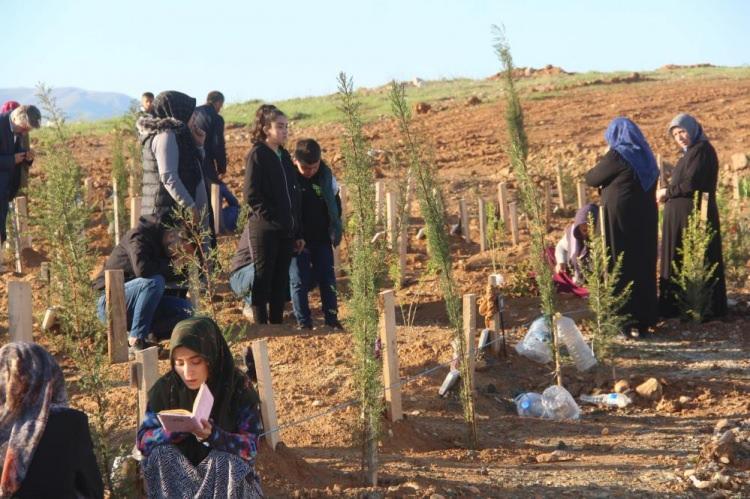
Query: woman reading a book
137 317 263 498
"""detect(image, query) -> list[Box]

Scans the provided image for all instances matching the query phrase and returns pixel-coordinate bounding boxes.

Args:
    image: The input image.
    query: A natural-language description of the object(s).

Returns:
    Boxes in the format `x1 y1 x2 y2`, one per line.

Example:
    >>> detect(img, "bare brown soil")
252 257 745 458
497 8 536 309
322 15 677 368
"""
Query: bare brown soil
2 74 750 498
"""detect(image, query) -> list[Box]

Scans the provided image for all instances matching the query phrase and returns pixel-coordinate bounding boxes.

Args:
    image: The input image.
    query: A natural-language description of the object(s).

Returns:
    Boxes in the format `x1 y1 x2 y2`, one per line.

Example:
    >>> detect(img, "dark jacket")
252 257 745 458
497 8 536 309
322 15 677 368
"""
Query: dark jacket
192 104 227 184
14 407 104 499
0 112 32 199
93 215 179 290
243 143 302 238
297 161 343 246
230 223 253 274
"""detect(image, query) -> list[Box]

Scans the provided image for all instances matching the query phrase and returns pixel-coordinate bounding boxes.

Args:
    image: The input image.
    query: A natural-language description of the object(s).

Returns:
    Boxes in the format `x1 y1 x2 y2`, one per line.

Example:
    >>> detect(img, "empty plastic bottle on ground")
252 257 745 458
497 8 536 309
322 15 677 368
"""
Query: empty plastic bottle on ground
555 316 597 372
515 392 546 417
580 392 632 408
541 385 580 420
515 316 552 364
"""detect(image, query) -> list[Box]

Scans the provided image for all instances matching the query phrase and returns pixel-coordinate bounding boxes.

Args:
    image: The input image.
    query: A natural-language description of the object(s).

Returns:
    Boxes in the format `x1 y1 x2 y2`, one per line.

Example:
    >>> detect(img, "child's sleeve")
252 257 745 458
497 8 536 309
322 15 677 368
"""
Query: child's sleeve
204 404 262 462
137 407 188 457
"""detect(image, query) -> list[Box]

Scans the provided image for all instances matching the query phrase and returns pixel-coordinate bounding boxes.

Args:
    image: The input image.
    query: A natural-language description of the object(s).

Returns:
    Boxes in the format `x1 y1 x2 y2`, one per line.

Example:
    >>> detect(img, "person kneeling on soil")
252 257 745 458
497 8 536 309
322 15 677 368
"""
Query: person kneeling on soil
137 317 263 498
545 203 599 298
93 215 194 358
228 220 256 321
288 139 343 331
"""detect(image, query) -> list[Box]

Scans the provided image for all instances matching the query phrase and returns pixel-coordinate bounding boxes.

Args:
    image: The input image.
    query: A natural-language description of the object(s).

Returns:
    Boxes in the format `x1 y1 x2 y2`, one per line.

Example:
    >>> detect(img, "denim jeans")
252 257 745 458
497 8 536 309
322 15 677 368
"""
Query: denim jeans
97 274 193 341
220 183 240 233
289 241 338 326
230 263 255 307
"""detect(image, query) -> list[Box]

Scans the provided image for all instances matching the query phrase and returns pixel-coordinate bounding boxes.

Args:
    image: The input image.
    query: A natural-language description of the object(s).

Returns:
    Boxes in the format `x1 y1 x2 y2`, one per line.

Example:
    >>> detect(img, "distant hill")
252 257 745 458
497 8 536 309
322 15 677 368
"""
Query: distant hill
0 87 135 122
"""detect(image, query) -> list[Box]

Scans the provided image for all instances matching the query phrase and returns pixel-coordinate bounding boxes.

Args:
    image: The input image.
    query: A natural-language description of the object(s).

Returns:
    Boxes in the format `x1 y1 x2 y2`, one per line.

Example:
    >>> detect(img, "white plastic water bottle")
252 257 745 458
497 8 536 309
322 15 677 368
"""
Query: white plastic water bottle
555 316 597 372
541 385 580 420
515 316 552 364
515 392 545 417
580 392 632 408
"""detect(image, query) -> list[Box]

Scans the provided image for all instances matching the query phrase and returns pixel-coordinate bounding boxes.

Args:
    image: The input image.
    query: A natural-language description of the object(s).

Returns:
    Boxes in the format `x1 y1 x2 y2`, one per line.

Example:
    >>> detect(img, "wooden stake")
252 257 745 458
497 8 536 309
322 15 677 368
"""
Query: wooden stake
379 290 403 422
130 196 141 229
497 182 509 228
375 180 385 224
8 280 33 343
386 191 398 251
211 183 222 235
459 198 470 242
508 202 520 245
10 200 23 274
542 181 551 230
598 205 606 238
83 177 94 206
252 339 280 450
105 269 129 364
488 276 501 356
14 196 31 250
576 182 587 210
478 198 487 252
700 192 709 222
556 163 566 209
134 346 159 426
338 183 348 226
462 293 477 392
112 177 121 245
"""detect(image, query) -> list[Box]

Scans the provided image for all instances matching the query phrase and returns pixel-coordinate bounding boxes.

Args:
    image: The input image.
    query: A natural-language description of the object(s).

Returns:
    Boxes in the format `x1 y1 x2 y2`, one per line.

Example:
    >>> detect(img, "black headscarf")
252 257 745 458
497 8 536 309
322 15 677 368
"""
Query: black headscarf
153 91 196 124
147 316 259 465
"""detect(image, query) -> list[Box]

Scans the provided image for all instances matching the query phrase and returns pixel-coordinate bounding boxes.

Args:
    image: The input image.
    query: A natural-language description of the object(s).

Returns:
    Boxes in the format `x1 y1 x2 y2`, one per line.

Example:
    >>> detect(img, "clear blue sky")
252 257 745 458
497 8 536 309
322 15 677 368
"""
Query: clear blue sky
4 0 749 103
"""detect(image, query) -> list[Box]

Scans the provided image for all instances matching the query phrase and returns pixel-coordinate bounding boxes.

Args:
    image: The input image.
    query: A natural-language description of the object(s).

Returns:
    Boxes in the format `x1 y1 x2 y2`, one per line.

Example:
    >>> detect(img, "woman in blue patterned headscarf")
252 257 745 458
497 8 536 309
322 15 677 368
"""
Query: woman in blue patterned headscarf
585 117 659 338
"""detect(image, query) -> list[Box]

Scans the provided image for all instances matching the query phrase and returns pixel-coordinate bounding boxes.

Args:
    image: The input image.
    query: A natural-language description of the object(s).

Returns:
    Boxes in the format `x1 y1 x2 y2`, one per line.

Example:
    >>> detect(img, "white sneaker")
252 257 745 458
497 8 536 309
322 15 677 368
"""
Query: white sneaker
242 303 254 321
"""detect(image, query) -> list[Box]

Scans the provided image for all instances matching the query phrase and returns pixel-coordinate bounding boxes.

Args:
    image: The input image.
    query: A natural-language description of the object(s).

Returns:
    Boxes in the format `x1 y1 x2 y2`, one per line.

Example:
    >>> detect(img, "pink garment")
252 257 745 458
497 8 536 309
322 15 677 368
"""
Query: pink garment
544 246 589 298
1 100 20 113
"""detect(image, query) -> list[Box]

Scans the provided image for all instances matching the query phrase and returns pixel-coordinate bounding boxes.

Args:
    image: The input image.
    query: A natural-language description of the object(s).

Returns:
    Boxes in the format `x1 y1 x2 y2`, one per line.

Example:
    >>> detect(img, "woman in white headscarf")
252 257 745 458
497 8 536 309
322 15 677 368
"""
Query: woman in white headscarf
657 113 727 319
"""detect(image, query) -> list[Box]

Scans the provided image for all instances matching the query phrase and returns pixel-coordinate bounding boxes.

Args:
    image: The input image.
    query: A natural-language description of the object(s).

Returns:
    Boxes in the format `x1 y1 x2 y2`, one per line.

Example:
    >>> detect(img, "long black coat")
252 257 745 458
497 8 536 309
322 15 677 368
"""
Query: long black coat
585 149 659 328
192 104 227 185
14 407 104 499
659 140 727 318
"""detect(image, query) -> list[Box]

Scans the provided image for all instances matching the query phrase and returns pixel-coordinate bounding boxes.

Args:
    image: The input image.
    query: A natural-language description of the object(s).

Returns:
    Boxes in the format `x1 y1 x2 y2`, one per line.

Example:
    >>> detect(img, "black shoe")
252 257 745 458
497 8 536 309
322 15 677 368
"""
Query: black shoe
295 322 313 332
325 319 344 331
128 338 158 360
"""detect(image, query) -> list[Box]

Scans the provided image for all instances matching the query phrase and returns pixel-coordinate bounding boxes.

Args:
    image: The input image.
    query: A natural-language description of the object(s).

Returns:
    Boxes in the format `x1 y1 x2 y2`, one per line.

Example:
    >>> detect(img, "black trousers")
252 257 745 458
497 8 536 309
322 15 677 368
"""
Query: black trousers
249 224 293 324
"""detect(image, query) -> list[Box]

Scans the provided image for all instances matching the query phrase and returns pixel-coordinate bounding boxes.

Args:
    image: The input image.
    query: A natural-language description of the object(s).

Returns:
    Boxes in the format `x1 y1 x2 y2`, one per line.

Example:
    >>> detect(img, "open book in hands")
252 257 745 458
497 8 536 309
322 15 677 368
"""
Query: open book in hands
157 383 214 433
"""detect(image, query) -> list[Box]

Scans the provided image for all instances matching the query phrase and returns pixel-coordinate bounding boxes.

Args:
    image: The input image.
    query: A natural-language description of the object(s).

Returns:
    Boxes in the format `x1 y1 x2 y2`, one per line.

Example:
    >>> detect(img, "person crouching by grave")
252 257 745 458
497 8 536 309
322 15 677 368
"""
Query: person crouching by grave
242 104 303 324
0 342 104 499
289 139 344 330
93 215 194 358
546 202 599 298
0 104 41 253
137 317 263 498
228 221 256 321
136 91 209 231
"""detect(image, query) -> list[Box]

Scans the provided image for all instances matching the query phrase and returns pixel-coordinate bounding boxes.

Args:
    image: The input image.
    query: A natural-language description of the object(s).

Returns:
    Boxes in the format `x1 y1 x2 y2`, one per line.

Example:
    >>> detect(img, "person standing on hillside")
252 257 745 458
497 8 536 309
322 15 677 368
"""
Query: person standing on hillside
242 104 303 324
193 91 240 236
657 113 727 319
0 104 41 261
585 117 659 338
140 92 155 117
288 138 343 331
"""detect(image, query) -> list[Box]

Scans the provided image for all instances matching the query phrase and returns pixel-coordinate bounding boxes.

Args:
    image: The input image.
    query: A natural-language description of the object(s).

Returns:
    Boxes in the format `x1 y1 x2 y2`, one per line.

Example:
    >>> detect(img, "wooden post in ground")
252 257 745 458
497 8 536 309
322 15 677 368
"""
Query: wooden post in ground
211 183 221 235
462 293 477 392
488 275 501 356
576 182 587 210
83 177 94 206
497 182 509 229
478 198 488 252
700 192 709 222
112 177 121 245
542 181 551 230
130 196 141 229
8 280 33 343
375 180 385 224
379 290 403 422
598 205 606 238
15 196 31 250
459 198 470 242
10 200 23 274
386 191 398 251
508 202 520 245
251 339 280 450
556 164 566 210
338 183 348 226
105 269 129 364
134 346 159 426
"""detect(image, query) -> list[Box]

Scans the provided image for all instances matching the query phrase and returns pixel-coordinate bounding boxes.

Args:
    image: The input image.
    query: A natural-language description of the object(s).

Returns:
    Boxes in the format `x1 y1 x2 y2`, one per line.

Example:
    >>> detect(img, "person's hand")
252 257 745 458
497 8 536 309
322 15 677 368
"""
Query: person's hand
294 239 305 253
14 152 26 165
192 419 213 441
555 262 567 275
25 149 35 162
657 188 667 203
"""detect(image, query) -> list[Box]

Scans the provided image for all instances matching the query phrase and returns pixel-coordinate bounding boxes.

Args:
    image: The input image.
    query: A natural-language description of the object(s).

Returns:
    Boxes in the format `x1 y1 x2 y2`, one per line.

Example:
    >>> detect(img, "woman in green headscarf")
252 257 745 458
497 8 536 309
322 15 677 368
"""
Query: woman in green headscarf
137 317 263 498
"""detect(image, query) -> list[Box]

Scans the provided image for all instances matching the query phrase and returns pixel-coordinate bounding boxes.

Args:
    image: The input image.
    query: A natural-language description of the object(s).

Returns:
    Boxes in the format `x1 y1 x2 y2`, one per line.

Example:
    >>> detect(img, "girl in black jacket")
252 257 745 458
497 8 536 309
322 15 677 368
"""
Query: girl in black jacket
242 105 303 324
